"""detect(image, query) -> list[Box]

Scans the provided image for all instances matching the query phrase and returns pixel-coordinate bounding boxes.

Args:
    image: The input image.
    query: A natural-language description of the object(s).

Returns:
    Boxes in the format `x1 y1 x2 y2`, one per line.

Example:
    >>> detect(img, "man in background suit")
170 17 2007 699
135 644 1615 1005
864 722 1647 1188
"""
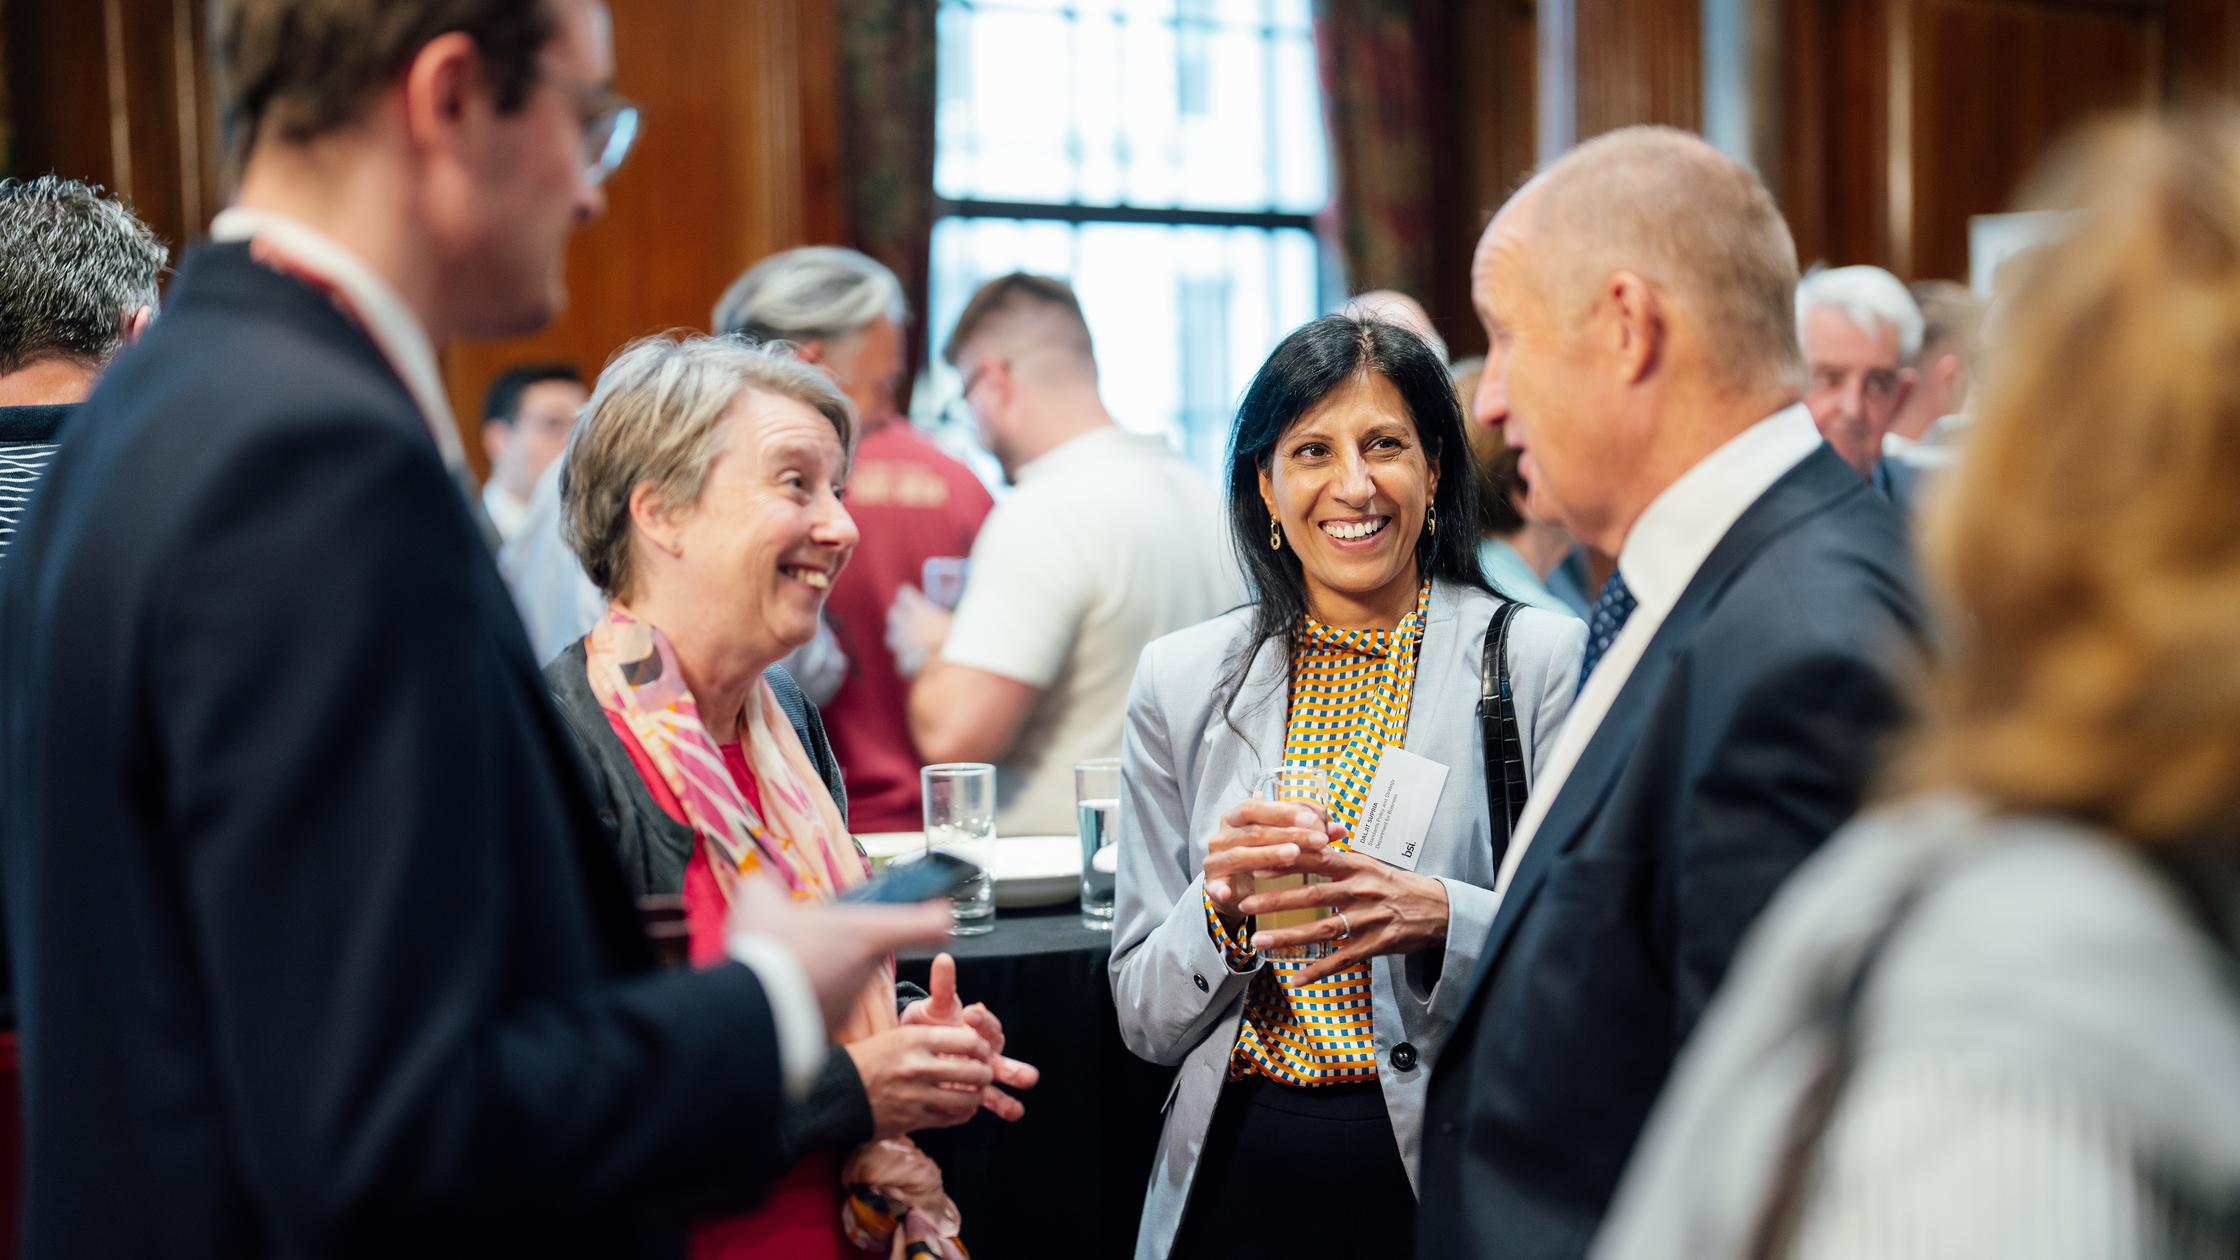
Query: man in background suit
1796 264 1927 510
0 1 949 1255
1415 127 1926 1259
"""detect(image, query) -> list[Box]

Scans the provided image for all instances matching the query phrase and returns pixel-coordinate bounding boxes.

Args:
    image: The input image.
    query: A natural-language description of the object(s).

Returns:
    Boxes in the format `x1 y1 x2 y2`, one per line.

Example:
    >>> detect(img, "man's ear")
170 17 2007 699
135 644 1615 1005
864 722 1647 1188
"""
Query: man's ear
122 305 154 345
1890 367 1919 424
399 30 484 158
482 422 511 469
1605 271 1663 386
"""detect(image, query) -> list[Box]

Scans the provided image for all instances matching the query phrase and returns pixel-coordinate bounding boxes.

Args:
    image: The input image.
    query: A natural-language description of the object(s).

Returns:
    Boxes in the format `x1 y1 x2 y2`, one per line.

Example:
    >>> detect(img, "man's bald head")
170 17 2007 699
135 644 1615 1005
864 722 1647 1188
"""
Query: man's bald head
1509 126 1803 398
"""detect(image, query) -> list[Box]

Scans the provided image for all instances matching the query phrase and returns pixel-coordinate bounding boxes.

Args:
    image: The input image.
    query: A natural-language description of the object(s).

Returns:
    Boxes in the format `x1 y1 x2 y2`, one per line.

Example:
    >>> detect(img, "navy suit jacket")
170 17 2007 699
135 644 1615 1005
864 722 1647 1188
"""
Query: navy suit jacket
1415 446 1926 1260
0 244 791 1257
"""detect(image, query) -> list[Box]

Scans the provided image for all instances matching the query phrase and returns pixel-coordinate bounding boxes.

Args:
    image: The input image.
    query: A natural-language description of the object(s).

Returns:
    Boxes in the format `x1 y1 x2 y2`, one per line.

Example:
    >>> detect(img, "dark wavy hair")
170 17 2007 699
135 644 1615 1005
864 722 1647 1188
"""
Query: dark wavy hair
1217 315 1490 724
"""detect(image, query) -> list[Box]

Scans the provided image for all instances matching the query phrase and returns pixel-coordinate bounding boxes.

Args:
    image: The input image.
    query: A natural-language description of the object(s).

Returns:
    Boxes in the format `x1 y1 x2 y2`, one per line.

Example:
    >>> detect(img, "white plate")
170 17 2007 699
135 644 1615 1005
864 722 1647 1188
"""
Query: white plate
854 832 1082 908
855 831 925 870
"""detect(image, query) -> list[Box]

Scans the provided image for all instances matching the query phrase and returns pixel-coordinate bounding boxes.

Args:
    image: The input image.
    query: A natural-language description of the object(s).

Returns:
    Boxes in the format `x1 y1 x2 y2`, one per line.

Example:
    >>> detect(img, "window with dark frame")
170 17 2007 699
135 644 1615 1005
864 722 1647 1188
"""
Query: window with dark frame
926 0 1336 475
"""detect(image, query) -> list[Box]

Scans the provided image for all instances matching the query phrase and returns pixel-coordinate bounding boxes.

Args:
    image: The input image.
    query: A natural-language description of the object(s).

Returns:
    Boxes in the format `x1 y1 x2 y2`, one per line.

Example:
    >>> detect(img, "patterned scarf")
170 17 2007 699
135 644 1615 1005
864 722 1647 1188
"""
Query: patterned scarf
583 605 966 1258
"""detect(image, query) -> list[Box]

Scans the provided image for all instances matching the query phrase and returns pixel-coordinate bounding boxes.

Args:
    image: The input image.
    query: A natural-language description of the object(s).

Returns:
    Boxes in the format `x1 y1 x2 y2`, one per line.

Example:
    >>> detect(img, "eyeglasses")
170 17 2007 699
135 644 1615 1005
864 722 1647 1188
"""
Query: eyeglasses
940 359 1003 429
537 61 642 188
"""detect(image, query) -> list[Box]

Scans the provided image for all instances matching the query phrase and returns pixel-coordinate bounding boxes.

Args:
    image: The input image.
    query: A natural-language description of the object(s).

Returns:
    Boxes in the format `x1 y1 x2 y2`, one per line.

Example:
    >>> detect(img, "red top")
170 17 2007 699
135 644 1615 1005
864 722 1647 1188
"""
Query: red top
819 422 994 832
602 715 857 1260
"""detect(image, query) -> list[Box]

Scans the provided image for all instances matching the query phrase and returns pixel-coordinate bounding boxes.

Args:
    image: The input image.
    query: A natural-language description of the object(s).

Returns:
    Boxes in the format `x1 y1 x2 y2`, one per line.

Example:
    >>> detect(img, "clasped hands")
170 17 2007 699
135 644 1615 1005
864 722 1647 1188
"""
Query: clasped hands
848 953 1041 1139
1201 799 1451 986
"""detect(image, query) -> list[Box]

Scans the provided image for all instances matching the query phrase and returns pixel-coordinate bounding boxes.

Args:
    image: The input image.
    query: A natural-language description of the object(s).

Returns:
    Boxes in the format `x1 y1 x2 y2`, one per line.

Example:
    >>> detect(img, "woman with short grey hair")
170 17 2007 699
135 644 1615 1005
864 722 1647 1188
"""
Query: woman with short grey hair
545 334 1035 1259
708 246 1001 836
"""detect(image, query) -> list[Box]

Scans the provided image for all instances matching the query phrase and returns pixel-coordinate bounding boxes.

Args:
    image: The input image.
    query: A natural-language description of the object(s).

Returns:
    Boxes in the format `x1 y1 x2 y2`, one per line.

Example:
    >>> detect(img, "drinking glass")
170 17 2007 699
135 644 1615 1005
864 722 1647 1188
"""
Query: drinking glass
922 557 969 611
1075 757 1122 929
921 762 997 935
1251 766 1335 961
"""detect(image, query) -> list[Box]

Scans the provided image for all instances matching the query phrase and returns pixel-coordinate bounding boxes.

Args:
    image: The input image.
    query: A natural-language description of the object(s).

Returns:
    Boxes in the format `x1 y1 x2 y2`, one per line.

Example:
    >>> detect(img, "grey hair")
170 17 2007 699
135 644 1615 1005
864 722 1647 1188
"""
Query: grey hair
1797 264 1925 359
0 176 169 374
712 246 907 345
562 334 858 602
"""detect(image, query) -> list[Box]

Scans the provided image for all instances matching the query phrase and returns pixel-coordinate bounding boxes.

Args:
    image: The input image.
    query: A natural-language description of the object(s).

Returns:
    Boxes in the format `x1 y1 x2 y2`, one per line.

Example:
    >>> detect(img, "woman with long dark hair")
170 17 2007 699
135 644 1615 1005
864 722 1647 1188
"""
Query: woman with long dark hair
1109 315 1586 1259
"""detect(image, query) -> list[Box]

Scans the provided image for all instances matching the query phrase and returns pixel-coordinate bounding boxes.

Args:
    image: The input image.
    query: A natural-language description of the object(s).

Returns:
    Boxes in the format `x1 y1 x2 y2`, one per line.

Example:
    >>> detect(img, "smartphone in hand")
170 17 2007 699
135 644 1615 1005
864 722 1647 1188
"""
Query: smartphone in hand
839 850 985 905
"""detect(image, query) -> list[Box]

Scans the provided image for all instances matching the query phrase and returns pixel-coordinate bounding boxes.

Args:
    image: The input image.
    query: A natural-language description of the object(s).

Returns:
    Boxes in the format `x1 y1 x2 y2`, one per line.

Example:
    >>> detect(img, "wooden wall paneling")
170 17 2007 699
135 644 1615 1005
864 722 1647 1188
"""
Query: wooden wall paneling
2165 0 2240 101
1 0 219 260
1436 0 1537 360
440 0 844 477
1538 0 1703 160
1776 0 1899 272
1901 0 2160 280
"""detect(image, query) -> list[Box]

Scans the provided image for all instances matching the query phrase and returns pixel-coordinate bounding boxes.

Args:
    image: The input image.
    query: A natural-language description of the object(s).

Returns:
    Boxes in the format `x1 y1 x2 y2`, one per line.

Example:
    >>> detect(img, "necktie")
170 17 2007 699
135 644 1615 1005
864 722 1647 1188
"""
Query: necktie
1577 571 1638 696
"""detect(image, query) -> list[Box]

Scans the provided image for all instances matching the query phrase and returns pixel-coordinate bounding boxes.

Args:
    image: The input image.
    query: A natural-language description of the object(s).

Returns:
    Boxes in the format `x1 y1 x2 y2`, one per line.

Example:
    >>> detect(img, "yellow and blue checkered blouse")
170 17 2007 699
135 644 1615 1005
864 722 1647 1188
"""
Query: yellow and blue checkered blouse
1207 580 1432 1085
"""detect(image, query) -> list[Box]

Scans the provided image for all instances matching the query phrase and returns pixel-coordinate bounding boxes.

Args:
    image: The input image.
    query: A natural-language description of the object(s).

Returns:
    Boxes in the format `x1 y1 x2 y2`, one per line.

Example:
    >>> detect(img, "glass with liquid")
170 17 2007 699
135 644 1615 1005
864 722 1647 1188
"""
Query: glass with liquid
1251 765 1335 961
921 762 997 935
1075 757 1121 929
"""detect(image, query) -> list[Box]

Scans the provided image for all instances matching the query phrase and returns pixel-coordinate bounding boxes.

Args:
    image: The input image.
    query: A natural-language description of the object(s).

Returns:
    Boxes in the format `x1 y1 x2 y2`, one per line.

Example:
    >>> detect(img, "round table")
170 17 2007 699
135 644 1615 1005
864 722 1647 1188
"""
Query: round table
897 902 1173 1260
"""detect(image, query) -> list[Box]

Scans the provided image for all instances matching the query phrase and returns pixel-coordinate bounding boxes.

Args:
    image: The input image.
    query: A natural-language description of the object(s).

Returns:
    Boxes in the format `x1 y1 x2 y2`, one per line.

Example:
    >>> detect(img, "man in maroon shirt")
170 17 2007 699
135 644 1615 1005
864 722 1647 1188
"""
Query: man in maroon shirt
715 247 994 832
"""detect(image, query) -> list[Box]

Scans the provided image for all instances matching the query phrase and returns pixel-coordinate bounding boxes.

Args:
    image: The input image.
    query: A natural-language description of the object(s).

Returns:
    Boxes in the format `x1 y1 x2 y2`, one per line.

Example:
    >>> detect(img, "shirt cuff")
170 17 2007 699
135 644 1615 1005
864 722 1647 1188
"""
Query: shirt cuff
1203 890 1260 973
724 930 826 1100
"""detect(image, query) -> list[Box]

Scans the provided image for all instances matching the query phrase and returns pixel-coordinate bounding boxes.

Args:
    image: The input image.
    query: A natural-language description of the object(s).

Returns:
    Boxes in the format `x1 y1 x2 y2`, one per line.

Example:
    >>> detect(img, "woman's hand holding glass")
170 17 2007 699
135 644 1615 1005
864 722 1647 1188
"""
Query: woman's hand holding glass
899 953 1040 1122
1200 800 1342 927
1236 846 1452 985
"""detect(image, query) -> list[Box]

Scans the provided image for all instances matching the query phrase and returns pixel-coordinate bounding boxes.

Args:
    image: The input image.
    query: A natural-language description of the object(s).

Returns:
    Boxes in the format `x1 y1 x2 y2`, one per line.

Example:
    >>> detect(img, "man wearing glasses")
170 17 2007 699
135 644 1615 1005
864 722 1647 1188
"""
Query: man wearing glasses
0 2 951 1256
1797 264 1928 509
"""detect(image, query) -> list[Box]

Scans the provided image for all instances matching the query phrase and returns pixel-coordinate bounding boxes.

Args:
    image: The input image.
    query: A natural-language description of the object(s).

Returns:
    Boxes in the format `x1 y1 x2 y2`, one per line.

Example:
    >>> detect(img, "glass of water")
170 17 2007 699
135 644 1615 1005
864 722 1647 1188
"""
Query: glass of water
1075 757 1122 929
1251 765 1335 961
921 762 997 936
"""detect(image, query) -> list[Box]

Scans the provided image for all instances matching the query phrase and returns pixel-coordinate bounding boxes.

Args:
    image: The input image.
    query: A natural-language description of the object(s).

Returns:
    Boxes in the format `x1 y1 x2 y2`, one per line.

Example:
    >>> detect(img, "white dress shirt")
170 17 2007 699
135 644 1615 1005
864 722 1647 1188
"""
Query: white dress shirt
208 208 827 1094
1494 404 1824 894
482 480 531 543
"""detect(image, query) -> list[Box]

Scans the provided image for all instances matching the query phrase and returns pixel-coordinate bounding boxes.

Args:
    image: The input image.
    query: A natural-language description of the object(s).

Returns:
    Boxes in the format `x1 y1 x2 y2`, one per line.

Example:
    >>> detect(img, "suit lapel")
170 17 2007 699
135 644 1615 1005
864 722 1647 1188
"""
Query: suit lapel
1459 448 1870 1006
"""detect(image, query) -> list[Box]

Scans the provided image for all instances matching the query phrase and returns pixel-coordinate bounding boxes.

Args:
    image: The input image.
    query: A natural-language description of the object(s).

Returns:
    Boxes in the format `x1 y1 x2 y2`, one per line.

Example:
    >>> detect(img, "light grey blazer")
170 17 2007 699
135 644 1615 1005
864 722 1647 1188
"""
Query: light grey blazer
1108 580 1585 1259
1595 795 2240 1259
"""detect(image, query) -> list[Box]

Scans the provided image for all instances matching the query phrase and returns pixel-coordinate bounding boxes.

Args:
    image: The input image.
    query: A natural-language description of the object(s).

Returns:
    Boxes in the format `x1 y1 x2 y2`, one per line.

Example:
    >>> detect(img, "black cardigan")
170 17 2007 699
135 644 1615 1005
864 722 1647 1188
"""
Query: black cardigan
544 639 877 1163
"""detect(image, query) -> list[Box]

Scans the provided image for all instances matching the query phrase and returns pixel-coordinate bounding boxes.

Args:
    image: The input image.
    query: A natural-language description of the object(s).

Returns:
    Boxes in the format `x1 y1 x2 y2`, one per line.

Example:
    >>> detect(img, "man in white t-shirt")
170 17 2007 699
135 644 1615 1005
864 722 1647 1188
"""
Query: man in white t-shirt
890 273 1242 835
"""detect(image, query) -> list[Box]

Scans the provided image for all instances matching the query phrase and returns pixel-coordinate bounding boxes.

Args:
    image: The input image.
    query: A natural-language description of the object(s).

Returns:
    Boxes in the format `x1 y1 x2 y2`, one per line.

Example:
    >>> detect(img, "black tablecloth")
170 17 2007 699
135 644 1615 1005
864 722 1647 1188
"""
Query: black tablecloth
898 903 1173 1260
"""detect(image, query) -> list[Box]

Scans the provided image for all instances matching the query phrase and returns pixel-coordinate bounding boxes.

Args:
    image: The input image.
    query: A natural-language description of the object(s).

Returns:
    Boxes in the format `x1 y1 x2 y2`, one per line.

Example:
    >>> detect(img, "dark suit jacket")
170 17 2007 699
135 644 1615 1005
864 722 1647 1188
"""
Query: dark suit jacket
0 243 791 1257
1415 446 1926 1260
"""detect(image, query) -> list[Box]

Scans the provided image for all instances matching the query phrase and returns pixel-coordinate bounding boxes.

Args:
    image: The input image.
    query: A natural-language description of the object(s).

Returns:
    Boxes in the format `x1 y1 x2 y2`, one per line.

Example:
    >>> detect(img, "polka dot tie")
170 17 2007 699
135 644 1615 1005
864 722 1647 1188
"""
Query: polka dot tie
1577 570 1638 697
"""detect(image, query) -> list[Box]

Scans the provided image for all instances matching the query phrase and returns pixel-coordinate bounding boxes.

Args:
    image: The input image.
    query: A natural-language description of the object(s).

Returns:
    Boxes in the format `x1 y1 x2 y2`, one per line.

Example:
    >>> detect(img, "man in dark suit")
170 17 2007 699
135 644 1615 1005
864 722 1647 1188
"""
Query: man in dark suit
0 1 950 1255
1417 128 1927 1259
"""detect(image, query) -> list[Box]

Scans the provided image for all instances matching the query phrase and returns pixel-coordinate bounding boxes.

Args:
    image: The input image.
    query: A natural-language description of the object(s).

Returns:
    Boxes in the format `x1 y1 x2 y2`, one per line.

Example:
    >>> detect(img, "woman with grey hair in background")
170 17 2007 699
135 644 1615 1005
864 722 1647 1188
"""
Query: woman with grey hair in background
543 334 1035 1259
718 247 997 835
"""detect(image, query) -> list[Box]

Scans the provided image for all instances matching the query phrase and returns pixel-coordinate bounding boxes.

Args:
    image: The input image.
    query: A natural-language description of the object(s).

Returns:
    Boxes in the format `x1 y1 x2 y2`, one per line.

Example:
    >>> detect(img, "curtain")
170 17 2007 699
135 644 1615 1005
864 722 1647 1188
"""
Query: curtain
833 0 940 390
1314 0 1441 302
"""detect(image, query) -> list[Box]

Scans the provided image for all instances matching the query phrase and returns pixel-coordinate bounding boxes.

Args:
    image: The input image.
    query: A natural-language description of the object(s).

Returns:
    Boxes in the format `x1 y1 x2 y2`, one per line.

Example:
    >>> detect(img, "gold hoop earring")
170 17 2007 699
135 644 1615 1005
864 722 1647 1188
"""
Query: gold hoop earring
1427 504 1438 536
1269 516 1283 551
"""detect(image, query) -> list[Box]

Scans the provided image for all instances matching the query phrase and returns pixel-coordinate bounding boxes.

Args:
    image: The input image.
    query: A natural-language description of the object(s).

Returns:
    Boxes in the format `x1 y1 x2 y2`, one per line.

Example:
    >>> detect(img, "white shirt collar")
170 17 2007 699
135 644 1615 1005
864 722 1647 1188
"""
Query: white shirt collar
208 207 468 478
1615 404 1823 615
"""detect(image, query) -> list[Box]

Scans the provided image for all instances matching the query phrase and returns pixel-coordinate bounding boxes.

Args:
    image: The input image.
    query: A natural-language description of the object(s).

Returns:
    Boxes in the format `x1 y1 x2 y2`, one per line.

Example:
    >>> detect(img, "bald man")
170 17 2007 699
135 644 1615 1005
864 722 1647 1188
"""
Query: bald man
1415 128 1926 1259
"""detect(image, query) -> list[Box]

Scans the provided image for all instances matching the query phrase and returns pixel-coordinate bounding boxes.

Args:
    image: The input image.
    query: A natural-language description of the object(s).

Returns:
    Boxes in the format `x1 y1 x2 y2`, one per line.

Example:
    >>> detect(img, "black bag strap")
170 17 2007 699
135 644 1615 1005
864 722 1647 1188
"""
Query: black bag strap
1479 599 1529 874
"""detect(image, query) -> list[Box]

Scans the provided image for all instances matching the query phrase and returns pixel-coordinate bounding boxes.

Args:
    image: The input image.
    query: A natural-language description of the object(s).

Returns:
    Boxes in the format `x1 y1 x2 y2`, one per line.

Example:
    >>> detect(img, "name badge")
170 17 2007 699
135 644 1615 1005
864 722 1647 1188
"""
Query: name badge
1347 746 1448 873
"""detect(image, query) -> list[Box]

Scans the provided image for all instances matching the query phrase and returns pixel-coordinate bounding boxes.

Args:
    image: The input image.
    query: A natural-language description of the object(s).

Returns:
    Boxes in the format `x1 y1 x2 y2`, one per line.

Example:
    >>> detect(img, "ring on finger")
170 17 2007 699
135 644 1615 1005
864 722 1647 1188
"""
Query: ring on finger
1334 909 1353 939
